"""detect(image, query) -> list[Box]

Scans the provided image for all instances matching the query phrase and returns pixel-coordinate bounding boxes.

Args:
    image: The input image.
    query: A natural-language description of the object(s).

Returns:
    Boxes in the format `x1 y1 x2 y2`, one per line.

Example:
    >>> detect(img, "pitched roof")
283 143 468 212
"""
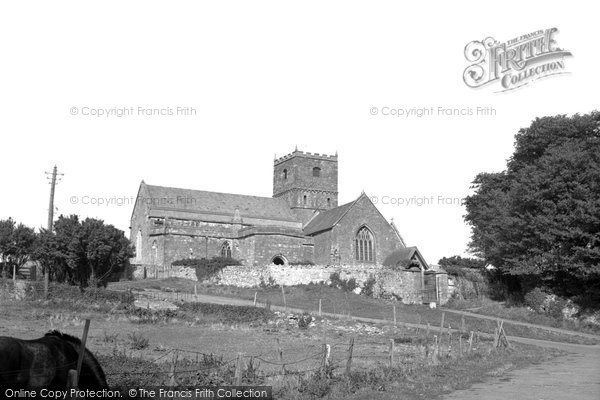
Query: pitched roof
142 183 298 222
303 199 358 235
382 247 429 269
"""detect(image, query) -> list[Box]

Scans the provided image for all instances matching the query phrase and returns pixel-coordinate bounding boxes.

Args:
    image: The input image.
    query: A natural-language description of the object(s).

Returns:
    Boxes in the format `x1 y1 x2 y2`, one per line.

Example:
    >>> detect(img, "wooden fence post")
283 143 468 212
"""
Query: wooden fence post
74 319 91 387
12 265 16 282
393 305 397 327
253 292 257 307
440 312 445 333
447 328 452 357
468 331 474 353
460 314 466 332
169 350 178 386
235 353 244 385
431 336 440 365
281 285 287 310
426 323 431 338
389 339 395 367
318 299 322 316
345 338 354 376
321 344 331 369
266 299 271 312
194 285 197 299
276 338 286 375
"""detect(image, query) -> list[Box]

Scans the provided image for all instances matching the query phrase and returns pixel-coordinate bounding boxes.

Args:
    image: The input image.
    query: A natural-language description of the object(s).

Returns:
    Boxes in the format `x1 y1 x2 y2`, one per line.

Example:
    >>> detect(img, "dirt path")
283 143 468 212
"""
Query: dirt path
442 339 600 400
442 308 600 340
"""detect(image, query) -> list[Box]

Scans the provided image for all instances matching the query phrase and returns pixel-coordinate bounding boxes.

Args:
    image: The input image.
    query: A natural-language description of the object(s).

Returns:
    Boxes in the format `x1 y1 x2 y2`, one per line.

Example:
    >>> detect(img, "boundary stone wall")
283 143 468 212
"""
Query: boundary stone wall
131 263 449 305
208 264 447 305
132 264 197 281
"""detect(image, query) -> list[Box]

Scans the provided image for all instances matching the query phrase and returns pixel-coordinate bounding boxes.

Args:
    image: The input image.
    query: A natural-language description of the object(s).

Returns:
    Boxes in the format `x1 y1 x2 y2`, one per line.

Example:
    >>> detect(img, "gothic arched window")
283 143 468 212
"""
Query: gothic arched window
221 241 232 258
283 169 288 180
313 167 321 177
355 226 374 262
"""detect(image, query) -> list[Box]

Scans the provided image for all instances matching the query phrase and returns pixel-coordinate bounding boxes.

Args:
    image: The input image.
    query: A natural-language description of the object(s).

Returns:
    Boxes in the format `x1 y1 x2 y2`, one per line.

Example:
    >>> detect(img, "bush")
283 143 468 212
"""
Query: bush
297 366 335 398
329 272 358 293
127 331 149 349
259 276 277 288
298 313 313 329
178 302 271 324
127 308 179 324
26 281 135 306
172 257 241 281
546 296 568 320
362 276 377 297
524 287 549 312
83 287 135 305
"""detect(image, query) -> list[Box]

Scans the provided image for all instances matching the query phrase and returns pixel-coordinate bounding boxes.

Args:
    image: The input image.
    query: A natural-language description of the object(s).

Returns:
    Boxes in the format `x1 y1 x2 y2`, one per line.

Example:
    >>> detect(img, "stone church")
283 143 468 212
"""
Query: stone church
130 149 429 269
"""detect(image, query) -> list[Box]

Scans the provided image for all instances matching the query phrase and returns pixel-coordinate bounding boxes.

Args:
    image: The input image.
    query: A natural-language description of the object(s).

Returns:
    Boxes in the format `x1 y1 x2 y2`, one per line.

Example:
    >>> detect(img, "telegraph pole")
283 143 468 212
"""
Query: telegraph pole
44 165 63 298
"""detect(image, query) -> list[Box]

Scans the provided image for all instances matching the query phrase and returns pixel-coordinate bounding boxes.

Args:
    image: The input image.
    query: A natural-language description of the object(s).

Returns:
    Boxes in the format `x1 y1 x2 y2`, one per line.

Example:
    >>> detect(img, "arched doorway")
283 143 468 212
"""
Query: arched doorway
271 255 287 265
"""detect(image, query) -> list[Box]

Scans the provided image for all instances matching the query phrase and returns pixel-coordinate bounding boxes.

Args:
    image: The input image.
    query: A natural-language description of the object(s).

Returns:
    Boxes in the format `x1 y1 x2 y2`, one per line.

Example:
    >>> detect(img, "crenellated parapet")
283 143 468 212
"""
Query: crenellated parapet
274 149 337 166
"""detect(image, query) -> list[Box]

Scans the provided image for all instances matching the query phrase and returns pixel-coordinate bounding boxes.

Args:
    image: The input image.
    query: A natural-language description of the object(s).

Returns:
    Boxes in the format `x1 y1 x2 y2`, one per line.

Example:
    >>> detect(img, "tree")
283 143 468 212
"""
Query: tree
32 215 134 287
438 256 486 270
81 218 134 287
33 228 68 283
0 218 36 278
464 112 600 303
0 218 16 277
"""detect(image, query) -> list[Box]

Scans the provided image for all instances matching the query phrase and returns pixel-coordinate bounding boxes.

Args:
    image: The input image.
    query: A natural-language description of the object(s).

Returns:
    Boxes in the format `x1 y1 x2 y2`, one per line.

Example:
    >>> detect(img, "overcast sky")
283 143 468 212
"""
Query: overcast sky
0 1 597 264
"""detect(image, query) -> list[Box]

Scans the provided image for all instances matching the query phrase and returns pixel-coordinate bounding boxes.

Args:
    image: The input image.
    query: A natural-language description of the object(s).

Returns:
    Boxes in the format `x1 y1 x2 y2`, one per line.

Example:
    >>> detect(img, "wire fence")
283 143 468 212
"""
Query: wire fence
1 279 513 386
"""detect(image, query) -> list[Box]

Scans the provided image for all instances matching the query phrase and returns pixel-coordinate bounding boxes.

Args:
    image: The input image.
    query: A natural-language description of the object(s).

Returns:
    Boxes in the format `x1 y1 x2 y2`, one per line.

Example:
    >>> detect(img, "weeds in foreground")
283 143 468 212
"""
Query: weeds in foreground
127 331 149 350
101 330 119 343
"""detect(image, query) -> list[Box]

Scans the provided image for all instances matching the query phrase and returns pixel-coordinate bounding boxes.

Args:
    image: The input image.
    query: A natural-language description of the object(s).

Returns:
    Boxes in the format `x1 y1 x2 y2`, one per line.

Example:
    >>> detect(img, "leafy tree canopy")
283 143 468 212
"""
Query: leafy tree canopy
0 218 36 276
438 255 486 270
464 112 600 301
33 215 134 287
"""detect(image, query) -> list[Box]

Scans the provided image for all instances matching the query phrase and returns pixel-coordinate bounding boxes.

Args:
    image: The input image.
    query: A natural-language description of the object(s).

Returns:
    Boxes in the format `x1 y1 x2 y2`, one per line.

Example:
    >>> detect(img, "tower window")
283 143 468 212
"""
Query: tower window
355 226 374 262
283 169 288 180
303 195 307 205
327 198 331 207
221 241 232 258
312 167 321 177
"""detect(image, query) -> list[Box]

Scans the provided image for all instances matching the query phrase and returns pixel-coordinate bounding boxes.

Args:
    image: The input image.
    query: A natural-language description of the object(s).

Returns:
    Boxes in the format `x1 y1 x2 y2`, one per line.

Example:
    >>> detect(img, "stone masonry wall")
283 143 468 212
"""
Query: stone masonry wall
132 264 197 281
206 264 445 305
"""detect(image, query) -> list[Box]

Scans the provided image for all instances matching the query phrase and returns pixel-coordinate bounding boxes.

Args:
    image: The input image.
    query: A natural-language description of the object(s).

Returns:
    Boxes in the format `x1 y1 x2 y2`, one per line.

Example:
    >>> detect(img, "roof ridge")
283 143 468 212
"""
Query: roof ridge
329 194 362 227
144 183 286 203
135 182 300 224
303 194 363 235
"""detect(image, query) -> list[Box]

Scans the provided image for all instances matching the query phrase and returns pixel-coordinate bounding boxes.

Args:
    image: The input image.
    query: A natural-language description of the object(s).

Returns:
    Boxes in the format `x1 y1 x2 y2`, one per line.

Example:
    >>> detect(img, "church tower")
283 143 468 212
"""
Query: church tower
273 149 338 223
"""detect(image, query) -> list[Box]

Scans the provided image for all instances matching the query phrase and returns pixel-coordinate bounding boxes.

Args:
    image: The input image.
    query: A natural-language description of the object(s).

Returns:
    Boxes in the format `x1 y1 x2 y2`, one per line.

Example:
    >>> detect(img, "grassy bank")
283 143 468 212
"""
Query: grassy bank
110 279 600 344
1 280 569 399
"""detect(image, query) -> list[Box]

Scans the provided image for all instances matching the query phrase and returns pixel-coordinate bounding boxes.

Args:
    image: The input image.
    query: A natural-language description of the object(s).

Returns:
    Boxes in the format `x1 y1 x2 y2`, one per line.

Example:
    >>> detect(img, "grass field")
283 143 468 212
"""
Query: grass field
445 297 600 333
0 280 566 399
110 278 600 345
